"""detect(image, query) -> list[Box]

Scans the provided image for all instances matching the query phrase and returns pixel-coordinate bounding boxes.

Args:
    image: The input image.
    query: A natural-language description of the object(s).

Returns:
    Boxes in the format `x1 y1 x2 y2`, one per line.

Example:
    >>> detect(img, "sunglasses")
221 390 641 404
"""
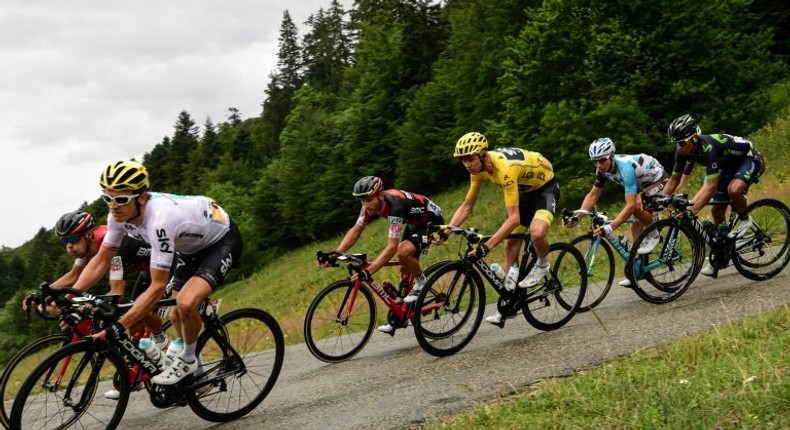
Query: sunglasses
101 193 140 206
673 136 695 147
591 158 608 165
60 234 82 245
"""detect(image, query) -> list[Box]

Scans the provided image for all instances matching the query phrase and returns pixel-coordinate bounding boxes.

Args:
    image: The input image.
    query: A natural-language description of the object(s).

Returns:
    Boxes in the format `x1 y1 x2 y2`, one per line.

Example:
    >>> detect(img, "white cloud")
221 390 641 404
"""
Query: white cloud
0 0 349 248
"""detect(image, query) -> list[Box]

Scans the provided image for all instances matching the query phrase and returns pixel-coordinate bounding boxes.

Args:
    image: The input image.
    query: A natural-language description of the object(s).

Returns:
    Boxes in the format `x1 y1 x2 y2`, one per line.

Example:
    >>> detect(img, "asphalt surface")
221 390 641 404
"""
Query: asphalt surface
12 266 790 429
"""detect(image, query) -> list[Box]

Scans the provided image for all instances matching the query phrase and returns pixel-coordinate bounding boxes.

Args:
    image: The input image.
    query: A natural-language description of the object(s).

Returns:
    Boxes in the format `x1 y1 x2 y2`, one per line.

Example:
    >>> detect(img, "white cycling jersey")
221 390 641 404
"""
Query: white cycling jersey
102 192 230 271
595 154 666 194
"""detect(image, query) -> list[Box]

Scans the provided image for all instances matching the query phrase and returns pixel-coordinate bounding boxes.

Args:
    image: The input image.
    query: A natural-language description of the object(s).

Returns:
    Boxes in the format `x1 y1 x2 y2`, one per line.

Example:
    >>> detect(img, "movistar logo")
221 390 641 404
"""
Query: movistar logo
744 172 751 181
702 143 712 153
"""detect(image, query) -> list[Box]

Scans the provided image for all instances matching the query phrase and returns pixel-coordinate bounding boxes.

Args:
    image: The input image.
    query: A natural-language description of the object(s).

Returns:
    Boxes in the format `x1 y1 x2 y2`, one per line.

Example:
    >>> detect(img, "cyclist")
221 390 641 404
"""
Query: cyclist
22 210 152 302
446 132 559 325
20 210 160 400
564 138 668 287
72 160 243 385
662 114 765 276
320 176 444 335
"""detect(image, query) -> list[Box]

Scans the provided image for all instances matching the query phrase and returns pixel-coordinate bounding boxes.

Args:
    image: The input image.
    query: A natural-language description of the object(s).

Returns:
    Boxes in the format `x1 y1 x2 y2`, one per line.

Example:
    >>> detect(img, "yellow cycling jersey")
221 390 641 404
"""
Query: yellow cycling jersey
464 147 554 206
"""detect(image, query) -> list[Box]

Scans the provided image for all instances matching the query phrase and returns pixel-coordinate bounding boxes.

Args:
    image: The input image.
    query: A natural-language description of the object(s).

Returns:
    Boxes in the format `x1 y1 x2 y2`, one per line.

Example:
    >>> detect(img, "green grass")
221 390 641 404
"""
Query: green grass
427 305 790 430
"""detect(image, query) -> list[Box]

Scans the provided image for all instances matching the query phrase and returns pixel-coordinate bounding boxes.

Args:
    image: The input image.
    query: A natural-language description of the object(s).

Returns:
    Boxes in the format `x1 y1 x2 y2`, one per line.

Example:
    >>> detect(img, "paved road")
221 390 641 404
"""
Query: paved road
110 266 790 429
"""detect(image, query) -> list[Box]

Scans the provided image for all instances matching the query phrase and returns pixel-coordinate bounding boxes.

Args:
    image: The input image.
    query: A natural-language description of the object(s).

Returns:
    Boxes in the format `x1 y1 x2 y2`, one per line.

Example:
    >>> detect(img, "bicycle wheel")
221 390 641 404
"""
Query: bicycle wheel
733 199 790 280
522 243 587 331
9 340 130 430
412 260 485 357
1 333 71 429
570 234 614 312
627 219 704 304
188 308 284 422
304 280 376 363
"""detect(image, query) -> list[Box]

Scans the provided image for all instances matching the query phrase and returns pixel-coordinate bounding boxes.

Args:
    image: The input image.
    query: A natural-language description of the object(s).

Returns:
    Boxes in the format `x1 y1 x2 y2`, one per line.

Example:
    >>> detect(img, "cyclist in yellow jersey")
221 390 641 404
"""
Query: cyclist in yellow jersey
446 132 560 325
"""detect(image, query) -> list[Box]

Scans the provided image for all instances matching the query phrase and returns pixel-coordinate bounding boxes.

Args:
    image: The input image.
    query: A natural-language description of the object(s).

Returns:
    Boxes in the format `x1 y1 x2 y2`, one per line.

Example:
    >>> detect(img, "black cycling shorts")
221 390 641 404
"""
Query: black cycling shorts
168 219 243 292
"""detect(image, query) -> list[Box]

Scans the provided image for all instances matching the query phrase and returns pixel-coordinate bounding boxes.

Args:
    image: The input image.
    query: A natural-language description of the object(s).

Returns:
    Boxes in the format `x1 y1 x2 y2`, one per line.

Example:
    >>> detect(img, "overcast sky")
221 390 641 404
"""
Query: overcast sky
1 0 351 248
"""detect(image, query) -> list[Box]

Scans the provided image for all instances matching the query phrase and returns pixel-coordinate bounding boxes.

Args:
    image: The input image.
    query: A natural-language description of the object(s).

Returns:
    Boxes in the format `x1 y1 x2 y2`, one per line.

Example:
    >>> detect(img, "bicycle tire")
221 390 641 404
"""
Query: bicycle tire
733 199 790 280
0 333 71 429
412 260 485 357
9 340 130 430
627 219 704 304
570 234 614 312
188 308 284 422
304 280 376 363
522 242 587 331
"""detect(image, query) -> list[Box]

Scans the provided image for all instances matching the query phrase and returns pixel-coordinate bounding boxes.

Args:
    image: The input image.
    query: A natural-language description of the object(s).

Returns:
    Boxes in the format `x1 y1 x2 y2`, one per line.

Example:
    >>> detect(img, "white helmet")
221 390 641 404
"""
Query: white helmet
589 137 615 160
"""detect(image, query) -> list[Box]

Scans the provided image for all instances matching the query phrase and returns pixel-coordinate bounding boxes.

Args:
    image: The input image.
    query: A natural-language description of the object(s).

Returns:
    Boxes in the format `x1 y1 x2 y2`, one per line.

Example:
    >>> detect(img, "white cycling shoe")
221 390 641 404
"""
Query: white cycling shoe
151 357 199 385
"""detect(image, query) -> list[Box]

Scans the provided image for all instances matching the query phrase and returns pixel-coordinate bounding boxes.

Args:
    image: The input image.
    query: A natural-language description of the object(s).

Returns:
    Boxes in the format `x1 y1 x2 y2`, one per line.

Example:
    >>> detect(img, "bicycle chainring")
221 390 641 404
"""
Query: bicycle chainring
386 310 409 329
149 384 183 409
496 295 520 318
709 247 731 269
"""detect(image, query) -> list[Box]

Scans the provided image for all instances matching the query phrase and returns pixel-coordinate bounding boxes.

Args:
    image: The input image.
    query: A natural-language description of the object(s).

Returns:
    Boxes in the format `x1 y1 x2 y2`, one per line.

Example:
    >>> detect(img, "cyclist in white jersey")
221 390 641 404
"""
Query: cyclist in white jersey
564 138 668 286
72 160 242 385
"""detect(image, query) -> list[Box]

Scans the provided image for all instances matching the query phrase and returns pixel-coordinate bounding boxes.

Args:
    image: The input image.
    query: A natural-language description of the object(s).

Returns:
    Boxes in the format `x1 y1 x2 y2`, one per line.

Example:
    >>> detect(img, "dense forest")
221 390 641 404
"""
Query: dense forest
0 0 788 321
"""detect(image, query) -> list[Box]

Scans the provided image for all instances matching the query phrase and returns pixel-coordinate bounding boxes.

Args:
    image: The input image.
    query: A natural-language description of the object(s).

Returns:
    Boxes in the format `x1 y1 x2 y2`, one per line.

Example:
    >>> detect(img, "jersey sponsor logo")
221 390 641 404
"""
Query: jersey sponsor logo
497 148 525 160
156 229 173 254
110 256 122 272
410 206 426 214
136 247 151 257
711 134 728 144
388 216 404 225
178 232 204 239
123 223 136 231
220 254 233 276
703 143 713 153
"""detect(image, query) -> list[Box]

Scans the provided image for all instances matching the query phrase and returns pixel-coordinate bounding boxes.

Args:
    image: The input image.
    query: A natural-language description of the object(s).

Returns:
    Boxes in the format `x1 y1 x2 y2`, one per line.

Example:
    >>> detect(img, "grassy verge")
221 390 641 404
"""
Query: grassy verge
427 304 790 430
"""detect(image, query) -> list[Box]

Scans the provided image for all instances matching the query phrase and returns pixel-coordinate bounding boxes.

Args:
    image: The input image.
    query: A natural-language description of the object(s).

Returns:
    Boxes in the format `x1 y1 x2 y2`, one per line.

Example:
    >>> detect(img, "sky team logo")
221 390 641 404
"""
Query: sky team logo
156 228 173 253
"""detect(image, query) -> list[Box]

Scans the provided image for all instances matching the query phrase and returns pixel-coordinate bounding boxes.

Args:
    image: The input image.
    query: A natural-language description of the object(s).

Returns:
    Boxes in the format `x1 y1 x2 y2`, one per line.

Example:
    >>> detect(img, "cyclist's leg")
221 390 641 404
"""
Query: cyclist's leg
401 217 444 303
710 174 731 225
728 155 761 216
727 155 763 238
154 221 242 385
519 181 559 287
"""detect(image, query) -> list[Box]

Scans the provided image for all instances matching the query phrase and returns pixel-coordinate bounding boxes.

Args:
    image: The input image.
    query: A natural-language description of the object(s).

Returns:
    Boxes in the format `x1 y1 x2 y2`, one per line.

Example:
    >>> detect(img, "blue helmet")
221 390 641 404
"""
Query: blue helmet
588 138 615 160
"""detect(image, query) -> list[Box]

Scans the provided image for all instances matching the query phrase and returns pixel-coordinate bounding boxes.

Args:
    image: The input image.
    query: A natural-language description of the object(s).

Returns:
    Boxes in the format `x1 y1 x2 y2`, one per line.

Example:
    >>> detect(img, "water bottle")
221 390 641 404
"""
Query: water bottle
139 338 165 368
717 225 730 242
382 280 401 300
617 234 630 252
490 263 506 281
504 264 519 291
701 219 717 239
165 337 184 365
621 237 631 252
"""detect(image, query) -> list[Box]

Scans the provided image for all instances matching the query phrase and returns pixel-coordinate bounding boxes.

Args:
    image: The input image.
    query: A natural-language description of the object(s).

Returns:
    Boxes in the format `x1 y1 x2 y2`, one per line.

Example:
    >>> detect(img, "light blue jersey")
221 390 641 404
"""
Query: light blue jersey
594 154 666 195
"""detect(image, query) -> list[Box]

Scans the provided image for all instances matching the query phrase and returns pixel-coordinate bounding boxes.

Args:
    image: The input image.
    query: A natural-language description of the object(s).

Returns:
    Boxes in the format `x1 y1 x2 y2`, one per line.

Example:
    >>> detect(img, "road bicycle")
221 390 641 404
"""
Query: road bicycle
562 208 668 310
9 285 284 430
410 225 587 357
1 283 177 429
0 294 93 430
305 250 483 362
625 194 790 304
0 283 175 430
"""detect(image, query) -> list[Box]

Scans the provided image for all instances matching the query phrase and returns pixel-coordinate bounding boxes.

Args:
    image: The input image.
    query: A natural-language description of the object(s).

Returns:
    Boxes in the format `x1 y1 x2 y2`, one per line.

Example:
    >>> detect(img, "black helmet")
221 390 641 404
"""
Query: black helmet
667 114 701 144
55 211 95 237
352 176 383 197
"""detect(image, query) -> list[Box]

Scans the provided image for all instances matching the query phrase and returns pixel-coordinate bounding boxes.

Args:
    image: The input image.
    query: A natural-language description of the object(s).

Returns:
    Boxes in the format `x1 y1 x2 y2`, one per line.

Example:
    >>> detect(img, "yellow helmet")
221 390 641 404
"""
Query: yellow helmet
100 160 150 192
454 132 488 157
